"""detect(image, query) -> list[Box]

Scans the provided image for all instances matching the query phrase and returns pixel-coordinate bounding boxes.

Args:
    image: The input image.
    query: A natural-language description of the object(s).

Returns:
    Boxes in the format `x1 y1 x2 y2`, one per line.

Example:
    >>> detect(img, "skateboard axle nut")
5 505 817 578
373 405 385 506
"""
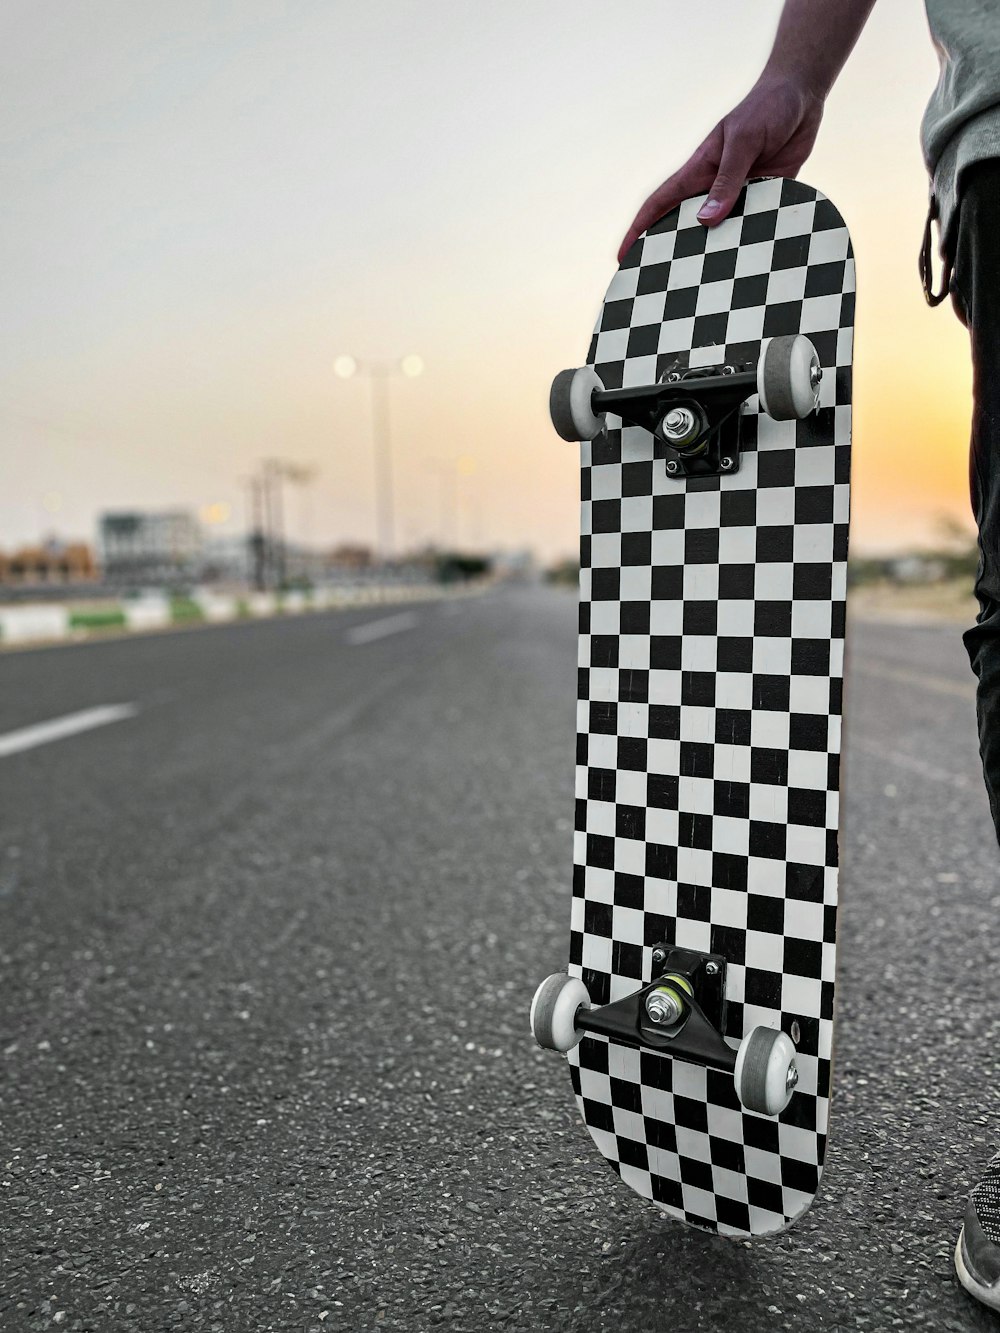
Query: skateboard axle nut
645 988 684 1025
662 407 698 442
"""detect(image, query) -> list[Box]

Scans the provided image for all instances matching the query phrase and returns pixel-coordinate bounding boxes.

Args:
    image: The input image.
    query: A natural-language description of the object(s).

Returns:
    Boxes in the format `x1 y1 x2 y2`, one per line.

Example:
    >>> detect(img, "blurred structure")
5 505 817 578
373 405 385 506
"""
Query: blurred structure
245 460 320 590
100 510 204 586
201 534 257 584
0 541 98 587
326 543 373 572
490 549 536 582
1 502 500 608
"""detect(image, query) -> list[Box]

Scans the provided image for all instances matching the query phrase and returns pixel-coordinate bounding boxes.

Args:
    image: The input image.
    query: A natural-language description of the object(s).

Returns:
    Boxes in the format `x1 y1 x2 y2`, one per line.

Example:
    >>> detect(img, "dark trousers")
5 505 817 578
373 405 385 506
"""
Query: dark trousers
950 160 1000 845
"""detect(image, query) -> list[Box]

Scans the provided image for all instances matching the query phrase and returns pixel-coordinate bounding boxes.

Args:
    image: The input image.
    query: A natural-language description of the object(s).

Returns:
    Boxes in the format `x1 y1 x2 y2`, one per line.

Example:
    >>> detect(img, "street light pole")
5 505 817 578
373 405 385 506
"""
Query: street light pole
258 459 317 586
370 367 394 558
260 460 286 589
334 354 423 565
245 475 267 590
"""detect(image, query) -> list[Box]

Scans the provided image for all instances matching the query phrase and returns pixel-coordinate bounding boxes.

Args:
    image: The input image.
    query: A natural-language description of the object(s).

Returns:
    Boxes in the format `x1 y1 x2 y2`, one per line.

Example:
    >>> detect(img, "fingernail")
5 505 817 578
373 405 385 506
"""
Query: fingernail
698 198 721 219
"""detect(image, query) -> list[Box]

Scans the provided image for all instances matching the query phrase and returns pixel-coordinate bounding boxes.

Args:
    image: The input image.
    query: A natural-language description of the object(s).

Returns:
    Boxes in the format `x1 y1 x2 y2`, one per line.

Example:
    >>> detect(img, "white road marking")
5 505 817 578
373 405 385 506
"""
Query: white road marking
0 704 139 758
345 612 418 646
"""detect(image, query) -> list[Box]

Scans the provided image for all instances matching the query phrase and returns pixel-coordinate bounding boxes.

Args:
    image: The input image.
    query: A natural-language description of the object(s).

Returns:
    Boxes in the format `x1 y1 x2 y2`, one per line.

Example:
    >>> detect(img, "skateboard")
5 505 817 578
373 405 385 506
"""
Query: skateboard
530 178 853 1238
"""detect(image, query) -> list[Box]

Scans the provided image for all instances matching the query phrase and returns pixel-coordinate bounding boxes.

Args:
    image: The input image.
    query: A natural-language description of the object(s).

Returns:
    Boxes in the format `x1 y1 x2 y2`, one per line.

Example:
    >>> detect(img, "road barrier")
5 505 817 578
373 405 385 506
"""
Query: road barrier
0 604 72 643
0 580 488 648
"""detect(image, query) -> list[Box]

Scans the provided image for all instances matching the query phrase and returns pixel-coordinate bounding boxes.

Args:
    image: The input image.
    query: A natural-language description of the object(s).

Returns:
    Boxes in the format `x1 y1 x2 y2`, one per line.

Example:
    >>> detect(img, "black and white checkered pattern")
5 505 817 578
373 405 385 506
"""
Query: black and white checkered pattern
566 178 853 1238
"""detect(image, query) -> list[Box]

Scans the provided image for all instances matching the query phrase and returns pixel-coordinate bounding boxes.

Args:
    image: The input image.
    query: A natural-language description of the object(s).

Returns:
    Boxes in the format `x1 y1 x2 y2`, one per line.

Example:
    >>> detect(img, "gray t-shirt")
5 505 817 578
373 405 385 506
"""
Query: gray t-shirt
922 0 1000 248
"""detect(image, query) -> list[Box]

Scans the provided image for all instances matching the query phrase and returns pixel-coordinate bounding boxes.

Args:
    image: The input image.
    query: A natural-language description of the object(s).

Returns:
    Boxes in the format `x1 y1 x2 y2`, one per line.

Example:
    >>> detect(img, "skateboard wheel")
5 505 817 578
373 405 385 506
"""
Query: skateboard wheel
530 973 591 1053
550 367 607 442
757 335 821 420
734 1026 799 1116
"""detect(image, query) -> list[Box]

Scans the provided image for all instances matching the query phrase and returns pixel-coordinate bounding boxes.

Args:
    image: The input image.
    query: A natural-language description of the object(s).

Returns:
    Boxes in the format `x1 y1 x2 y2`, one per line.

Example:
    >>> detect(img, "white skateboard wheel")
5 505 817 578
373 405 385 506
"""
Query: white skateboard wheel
530 973 591 1052
757 335 821 420
734 1026 799 1116
549 367 607 442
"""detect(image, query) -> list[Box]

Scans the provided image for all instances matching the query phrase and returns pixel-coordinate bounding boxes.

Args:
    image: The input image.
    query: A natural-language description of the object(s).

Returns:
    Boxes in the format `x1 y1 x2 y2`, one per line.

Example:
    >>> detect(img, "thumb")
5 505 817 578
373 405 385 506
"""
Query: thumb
696 130 759 226
617 163 713 263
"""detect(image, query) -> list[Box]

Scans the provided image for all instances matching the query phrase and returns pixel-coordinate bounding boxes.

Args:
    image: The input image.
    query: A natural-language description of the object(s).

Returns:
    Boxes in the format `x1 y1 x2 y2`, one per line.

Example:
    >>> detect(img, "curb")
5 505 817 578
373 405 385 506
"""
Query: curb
0 581 489 649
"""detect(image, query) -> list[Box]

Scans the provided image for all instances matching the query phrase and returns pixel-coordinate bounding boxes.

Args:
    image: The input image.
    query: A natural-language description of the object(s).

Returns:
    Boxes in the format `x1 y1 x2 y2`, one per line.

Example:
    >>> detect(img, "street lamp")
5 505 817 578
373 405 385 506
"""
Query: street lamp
335 354 424 560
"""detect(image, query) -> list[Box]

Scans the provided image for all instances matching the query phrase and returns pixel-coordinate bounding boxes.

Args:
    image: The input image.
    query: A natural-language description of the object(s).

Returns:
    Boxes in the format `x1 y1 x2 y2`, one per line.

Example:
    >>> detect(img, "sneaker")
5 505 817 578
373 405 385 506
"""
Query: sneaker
956 1150 1000 1311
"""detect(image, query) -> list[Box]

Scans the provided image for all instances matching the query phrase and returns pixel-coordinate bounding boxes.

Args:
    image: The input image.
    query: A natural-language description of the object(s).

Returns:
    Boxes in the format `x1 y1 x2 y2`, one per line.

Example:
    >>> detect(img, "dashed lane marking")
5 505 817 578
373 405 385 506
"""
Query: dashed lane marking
345 612 418 646
0 704 139 757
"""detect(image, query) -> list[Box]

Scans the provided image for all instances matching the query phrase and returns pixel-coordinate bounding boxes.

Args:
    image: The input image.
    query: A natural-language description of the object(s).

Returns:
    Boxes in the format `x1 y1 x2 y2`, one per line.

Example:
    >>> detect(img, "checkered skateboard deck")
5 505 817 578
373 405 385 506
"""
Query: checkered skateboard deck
563 178 853 1237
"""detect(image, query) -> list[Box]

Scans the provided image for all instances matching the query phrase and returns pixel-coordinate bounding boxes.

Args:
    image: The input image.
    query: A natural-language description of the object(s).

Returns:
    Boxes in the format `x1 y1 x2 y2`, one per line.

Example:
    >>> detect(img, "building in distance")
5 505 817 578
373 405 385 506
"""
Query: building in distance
0 541 98 588
100 510 204 587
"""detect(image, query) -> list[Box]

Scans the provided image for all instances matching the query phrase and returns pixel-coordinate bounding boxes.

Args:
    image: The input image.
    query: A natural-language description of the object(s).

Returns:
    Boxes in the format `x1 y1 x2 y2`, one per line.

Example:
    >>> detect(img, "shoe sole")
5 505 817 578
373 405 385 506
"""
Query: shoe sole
955 1227 1000 1311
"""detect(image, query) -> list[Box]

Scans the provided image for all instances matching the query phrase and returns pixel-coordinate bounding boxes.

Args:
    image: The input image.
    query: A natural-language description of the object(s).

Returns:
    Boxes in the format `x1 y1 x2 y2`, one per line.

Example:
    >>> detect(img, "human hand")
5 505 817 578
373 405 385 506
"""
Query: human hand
617 74 824 263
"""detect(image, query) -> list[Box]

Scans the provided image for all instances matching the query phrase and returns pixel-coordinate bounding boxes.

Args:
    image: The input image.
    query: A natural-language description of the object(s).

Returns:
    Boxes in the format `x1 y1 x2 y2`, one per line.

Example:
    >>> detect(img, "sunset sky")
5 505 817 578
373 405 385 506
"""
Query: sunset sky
0 0 973 560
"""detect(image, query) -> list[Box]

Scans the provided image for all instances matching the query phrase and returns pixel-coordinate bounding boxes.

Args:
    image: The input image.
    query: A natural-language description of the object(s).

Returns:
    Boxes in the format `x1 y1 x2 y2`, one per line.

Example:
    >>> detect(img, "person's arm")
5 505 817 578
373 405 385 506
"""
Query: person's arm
618 0 878 261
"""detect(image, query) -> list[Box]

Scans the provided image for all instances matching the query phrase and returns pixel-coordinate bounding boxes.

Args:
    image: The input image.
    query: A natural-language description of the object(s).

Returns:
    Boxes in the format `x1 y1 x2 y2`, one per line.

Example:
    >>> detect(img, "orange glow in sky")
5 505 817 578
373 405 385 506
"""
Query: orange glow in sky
0 0 977 559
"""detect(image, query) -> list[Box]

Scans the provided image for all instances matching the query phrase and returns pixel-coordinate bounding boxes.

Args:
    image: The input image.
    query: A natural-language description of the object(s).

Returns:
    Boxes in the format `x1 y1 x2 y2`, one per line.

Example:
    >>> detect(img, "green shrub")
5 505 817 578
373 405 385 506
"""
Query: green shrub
69 608 127 631
170 597 204 623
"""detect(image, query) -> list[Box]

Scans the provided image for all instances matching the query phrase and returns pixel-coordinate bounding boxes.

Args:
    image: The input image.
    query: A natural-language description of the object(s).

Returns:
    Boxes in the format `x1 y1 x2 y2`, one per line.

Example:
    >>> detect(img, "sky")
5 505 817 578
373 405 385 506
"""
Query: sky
0 0 973 560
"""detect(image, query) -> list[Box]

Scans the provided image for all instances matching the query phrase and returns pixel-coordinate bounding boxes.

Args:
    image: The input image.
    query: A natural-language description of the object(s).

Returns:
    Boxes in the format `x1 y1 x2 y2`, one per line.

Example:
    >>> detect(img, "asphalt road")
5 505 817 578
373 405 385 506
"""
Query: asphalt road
1 585 998 1332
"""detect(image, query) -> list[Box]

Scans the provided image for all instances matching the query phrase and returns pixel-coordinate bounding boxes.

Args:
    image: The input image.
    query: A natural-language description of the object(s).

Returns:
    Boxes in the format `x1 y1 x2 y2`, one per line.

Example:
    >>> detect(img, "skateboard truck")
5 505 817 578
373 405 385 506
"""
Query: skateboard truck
573 945 735 1072
549 334 822 479
530 949 799 1117
601 363 754 479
